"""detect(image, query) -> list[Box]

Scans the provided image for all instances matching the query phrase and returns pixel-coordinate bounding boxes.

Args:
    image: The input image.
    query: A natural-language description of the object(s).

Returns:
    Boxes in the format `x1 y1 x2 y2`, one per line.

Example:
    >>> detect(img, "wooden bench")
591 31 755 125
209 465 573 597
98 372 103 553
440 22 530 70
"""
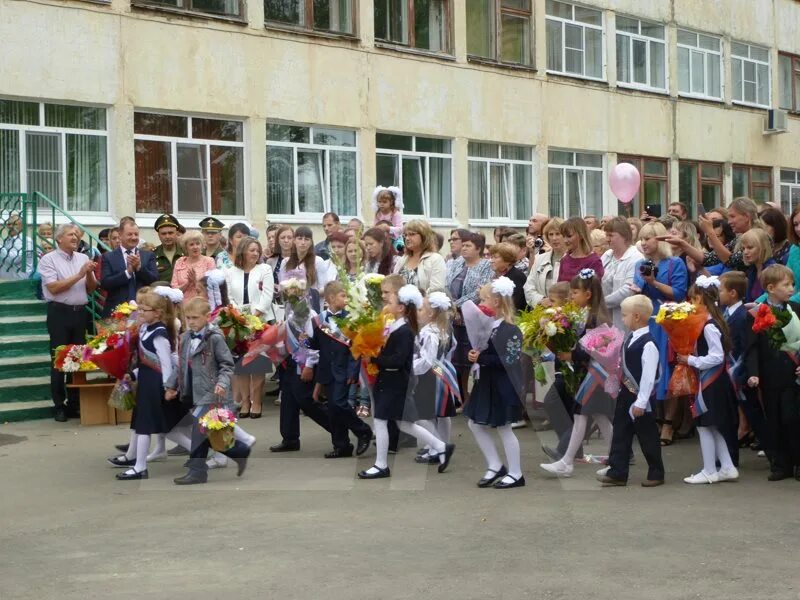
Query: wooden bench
67 372 132 426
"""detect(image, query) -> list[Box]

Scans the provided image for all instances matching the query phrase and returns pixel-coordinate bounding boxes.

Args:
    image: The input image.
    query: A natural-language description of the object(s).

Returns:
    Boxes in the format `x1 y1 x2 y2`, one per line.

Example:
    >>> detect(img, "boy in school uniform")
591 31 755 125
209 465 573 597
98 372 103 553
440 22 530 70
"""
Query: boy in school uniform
312 281 372 458
168 297 252 485
599 294 665 488
744 265 800 481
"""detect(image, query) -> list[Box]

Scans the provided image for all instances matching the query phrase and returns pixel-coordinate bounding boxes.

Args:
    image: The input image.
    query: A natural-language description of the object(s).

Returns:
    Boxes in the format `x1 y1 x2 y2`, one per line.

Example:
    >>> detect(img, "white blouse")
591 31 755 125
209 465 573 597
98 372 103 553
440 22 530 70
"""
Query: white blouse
279 256 332 292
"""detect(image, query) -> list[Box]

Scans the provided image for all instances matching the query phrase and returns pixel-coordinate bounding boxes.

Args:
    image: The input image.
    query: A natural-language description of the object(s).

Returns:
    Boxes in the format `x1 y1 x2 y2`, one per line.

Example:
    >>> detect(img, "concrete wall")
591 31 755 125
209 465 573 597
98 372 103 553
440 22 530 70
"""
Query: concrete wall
1 0 799 242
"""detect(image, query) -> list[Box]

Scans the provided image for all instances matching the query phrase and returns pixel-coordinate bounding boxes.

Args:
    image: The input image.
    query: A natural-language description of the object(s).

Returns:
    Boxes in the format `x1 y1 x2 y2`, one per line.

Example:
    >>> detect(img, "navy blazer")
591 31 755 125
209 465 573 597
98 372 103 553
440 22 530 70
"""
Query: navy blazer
311 312 358 385
744 301 800 388
100 247 158 316
726 304 748 364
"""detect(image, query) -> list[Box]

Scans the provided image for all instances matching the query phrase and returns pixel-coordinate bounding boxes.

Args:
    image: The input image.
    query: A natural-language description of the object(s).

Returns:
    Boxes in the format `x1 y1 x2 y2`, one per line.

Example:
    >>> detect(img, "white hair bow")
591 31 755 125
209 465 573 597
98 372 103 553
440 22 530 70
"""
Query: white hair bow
491 276 515 298
371 186 404 213
206 269 227 310
427 291 452 311
153 287 184 305
695 275 721 289
398 284 423 309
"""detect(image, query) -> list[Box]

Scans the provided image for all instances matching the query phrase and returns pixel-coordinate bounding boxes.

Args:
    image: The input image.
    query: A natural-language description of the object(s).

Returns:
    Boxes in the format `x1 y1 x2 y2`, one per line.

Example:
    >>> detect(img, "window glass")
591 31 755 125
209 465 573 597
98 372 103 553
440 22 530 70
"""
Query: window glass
267 123 310 143
0 100 38 126
134 113 187 137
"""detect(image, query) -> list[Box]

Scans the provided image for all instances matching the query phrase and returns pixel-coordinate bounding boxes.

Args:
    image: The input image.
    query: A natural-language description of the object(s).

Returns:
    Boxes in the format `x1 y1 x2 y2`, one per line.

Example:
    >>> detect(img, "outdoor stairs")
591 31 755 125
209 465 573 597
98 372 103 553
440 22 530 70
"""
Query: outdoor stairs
0 279 52 422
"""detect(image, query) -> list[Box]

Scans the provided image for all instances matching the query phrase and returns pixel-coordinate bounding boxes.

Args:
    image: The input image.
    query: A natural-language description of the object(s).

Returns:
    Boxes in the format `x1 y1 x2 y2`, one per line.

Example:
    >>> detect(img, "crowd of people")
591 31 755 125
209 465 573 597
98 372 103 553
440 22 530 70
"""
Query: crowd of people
24 188 800 487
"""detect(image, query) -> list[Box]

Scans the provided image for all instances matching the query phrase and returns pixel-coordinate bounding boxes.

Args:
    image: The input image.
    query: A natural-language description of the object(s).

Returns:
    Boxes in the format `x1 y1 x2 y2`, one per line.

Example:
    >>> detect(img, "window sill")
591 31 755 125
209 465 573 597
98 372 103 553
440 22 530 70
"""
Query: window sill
130 2 248 25
616 83 669 97
51 214 118 227
264 22 360 43
467 56 537 73
731 100 770 111
546 71 607 86
677 92 725 105
374 42 456 62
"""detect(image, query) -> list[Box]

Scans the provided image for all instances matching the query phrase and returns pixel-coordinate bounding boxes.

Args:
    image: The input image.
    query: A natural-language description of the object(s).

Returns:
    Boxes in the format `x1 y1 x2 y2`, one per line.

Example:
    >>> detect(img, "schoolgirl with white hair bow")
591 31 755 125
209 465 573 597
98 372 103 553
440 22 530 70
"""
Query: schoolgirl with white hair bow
358 275 455 480
372 186 404 239
464 277 526 489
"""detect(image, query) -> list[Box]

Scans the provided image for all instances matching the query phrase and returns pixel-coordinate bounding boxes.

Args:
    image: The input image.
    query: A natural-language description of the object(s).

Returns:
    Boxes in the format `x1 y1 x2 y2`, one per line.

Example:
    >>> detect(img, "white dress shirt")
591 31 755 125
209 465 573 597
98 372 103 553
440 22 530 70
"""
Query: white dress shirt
627 326 659 415
413 323 441 375
724 301 742 319
687 319 724 410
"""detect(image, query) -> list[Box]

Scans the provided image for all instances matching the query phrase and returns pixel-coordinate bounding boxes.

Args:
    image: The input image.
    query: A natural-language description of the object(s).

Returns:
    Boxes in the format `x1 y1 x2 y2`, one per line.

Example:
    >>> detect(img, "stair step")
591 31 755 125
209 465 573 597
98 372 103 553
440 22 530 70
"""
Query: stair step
0 315 47 336
0 334 50 357
0 299 47 317
0 400 52 423
0 279 37 299
0 363 51 380
0 380 50 403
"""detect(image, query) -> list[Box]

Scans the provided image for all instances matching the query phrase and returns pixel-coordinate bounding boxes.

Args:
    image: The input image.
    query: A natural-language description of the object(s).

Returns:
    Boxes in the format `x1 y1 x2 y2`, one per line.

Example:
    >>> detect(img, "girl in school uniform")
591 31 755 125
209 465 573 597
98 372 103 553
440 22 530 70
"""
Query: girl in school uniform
413 291 461 464
677 276 739 484
465 277 526 489
358 276 455 479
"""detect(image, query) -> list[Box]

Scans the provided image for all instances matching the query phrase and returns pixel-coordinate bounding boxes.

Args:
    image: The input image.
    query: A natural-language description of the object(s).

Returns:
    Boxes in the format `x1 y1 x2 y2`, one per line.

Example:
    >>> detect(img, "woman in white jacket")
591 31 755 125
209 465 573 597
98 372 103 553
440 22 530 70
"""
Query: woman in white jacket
393 219 446 293
599 217 643 330
225 236 275 418
523 218 565 307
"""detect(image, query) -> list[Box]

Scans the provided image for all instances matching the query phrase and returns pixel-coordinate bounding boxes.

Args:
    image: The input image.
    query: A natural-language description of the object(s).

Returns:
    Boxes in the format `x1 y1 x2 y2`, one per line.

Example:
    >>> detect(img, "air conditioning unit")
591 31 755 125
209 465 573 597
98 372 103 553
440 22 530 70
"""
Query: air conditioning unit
764 108 788 134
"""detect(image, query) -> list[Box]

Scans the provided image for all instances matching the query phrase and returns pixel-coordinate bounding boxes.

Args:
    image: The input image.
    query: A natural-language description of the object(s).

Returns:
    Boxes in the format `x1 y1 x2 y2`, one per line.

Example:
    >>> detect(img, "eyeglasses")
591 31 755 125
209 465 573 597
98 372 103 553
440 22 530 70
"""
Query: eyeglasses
448 238 460 242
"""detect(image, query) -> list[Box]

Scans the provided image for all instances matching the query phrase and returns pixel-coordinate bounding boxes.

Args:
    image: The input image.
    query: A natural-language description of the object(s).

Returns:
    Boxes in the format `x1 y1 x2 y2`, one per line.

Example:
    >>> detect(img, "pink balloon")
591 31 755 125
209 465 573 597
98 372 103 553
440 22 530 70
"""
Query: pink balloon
609 163 641 204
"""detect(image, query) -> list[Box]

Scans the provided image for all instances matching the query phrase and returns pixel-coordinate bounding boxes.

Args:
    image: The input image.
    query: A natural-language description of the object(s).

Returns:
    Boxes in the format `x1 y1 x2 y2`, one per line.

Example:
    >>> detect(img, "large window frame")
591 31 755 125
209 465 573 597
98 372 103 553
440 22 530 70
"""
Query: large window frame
0 99 109 215
132 0 245 20
466 0 533 67
375 133 454 222
780 169 800 214
134 112 247 219
615 15 667 93
676 28 723 101
678 160 723 218
375 0 452 54
778 52 800 113
266 122 360 222
547 149 604 219
731 40 771 109
616 155 669 217
468 141 535 226
545 0 605 81
733 164 773 204
264 0 357 36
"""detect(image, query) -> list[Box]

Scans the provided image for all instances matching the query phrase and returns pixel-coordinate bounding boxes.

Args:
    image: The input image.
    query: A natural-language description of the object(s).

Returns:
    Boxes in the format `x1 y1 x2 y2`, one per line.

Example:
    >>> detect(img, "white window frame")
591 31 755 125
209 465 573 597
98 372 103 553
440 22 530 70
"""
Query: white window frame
266 122 360 223
468 142 535 227
676 28 723 101
616 15 668 94
133 111 247 221
780 169 800 213
545 0 605 82
731 40 771 109
547 149 605 218
0 100 110 218
375 133 454 224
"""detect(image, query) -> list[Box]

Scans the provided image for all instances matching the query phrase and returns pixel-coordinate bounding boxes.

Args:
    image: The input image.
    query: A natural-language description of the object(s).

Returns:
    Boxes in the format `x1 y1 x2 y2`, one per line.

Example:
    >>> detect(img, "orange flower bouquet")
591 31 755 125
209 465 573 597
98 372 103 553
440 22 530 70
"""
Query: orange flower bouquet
654 302 708 398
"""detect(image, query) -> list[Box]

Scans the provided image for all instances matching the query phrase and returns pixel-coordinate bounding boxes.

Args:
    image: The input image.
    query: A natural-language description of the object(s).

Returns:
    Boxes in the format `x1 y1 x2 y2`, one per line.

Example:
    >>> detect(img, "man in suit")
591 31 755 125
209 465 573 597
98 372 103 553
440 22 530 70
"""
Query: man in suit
100 219 158 316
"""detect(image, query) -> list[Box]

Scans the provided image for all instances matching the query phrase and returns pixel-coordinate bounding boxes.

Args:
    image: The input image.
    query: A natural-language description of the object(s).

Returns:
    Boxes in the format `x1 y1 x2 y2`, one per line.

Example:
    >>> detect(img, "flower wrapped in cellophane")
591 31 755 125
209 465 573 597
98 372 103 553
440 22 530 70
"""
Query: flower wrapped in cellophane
53 344 97 372
108 378 136 411
577 324 624 400
198 406 237 452
210 305 266 357
86 327 134 380
655 301 708 399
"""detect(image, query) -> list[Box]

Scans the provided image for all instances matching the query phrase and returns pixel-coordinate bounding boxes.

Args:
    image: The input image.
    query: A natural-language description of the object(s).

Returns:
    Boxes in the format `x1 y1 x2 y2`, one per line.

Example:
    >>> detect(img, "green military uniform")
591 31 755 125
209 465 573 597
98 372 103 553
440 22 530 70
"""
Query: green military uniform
199 216 225 260
153 213 184 283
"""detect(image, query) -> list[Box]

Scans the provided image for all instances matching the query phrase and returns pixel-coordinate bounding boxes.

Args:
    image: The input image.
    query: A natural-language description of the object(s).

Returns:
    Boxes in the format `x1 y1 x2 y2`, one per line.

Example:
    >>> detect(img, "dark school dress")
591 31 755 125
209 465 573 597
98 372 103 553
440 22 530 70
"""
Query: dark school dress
463 321 524 427
572 315 615 418
132 323 169 435
373 322 416 422
693 321 737 430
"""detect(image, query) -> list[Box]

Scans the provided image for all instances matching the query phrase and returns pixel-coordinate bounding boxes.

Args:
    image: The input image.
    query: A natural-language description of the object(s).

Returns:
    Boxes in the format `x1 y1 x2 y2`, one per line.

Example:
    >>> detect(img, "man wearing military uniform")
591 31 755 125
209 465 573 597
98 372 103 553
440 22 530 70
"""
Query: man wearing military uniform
153 214 184 283
200 216 225 259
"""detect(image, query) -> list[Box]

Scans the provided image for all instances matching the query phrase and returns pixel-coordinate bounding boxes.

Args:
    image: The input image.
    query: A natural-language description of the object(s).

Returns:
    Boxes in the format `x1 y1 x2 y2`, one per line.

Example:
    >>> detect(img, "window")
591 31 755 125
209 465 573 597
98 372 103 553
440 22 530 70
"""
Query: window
678 160 722 218
376 133 452 220
466 0 532 66
375 0 450 52
546 0 604 80
780 169 800 213
547 149 603 218
135 0 242 18
265 0 355 34
134 112 245 216
733 164 772 203
677 29 722 100
468 142 534 223
616 156 668 217
0 99 108 213
266 122 358 219
778 53 800 112
616 16 666 92
731 41 770 108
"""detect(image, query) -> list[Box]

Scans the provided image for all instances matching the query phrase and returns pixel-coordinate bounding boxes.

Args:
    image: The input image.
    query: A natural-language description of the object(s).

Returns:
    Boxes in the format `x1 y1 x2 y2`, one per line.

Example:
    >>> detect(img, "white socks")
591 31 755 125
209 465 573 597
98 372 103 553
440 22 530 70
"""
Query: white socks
497 425 522 480
373 418 390 469
562 414 613 466
468 419 503 479
125 433 151 475
436 417 452 444
147 433 166 461
698 426 734 475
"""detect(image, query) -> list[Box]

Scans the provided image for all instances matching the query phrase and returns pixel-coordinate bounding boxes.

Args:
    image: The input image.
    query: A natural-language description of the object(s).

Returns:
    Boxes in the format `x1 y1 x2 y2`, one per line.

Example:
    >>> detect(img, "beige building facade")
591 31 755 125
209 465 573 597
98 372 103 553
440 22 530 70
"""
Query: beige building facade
1 0 800 241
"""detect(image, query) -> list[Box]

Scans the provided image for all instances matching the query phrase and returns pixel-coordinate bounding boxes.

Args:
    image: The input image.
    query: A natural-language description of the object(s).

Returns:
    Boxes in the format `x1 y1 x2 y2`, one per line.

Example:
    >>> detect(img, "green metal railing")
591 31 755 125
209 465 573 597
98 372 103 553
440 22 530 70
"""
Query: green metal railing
0 192 110 325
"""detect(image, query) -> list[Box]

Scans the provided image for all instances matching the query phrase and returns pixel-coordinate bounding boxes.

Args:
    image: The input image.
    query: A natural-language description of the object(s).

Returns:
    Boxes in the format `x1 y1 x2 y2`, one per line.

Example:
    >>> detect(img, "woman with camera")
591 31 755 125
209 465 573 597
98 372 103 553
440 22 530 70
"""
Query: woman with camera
631 221 689 446
524 218 565 307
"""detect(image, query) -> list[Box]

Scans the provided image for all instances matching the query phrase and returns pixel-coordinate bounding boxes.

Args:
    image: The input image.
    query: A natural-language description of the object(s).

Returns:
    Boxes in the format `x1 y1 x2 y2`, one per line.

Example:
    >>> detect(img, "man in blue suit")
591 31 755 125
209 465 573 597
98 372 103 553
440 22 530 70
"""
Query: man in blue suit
100 218 158 316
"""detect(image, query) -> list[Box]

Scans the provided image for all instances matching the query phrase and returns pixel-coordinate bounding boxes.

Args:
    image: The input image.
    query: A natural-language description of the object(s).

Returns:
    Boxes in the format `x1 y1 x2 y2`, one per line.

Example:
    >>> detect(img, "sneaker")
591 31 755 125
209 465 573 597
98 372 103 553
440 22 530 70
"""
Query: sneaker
683 471 719 484
539 460 573 478
717 467 739 482
596 466 610 477
511 420 528 429
207 454 228 469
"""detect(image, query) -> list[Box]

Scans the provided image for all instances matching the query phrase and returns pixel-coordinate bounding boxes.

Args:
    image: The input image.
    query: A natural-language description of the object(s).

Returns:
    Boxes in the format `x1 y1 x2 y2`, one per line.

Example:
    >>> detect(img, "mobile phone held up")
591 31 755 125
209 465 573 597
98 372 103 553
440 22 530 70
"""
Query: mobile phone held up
644 204 662 218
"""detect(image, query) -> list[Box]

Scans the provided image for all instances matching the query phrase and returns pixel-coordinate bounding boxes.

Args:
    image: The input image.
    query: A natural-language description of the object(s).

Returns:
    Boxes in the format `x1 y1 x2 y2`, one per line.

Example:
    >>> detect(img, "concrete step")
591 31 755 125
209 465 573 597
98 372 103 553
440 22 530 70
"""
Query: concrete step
0 298 47 317
0 360 51 380
0 399 52 423
0 376 50 404
0 314 47 336
0 334 50 357
0 279 37 299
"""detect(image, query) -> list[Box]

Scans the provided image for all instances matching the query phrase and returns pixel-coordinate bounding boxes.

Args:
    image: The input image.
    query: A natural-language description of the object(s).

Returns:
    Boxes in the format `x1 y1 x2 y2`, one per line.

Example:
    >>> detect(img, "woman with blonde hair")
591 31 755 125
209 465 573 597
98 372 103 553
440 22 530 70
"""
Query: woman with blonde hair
524 217 565 307
170 230 216 301
393 219 446 293
668 220 704 286
557 217 604 282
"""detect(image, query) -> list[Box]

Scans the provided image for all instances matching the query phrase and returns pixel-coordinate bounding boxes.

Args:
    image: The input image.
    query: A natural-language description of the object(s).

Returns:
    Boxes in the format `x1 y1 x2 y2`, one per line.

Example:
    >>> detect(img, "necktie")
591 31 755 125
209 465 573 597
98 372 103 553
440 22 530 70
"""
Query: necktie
191 332 203 340
723 308 730 320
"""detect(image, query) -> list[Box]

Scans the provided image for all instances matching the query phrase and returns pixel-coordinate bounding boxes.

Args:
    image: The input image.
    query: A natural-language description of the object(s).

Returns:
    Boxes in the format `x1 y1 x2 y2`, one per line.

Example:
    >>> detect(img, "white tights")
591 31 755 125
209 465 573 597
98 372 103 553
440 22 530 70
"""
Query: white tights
369 418 445 472
562 414 613 466
697 426 734 475
467 420 522 481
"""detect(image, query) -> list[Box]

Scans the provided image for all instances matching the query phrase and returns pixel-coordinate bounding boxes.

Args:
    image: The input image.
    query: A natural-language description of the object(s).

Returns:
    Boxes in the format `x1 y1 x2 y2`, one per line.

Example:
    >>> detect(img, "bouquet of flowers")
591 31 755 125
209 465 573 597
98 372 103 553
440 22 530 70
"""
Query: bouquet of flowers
242 322 288 366
198 406 237 452
53 344 97 372
110 301 138 322
517 302 587 392
278 270 315 365
210 305 266 357
108 377 136 411
86 325 135 380
752 302 800 351
578 324 624 399
655 301 708 398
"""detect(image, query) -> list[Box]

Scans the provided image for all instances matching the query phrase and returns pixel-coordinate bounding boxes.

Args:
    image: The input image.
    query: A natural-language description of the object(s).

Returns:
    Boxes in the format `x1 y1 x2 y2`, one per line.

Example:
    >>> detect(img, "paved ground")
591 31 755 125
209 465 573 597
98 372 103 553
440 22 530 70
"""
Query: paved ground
1 406 799 600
